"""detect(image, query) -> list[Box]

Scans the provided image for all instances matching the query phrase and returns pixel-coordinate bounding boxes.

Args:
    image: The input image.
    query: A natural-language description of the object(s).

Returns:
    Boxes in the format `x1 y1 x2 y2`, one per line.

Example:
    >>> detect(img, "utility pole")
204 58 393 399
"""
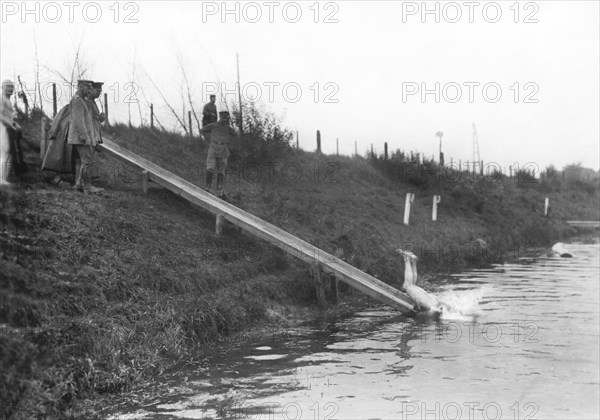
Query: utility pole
436 131 444 166
236 53 244 135
472 123 480 166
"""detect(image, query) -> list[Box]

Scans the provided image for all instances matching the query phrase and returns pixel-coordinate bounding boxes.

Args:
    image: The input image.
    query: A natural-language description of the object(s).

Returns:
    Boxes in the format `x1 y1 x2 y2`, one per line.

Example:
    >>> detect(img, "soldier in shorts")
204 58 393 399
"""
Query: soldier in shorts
200 110 238 198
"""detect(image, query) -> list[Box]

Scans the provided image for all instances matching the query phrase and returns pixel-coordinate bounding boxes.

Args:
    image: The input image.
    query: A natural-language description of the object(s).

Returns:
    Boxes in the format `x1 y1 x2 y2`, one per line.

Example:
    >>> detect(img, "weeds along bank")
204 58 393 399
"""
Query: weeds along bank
1 111 599 418
105 121 598 273
1 183 318 418
1 112 310 418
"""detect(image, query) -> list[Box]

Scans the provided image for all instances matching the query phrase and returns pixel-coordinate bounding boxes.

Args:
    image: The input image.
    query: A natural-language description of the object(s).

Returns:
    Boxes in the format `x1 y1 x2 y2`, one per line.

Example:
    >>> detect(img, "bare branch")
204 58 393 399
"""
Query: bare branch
33 32 43 112
176 53 202 134
43 65 70 85
192 36 232 113
140 65 188 134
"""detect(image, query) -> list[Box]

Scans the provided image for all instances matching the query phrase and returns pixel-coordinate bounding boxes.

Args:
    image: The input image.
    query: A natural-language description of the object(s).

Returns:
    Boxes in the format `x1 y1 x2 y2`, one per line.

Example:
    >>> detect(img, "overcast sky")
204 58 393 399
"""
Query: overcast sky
1 0 599 171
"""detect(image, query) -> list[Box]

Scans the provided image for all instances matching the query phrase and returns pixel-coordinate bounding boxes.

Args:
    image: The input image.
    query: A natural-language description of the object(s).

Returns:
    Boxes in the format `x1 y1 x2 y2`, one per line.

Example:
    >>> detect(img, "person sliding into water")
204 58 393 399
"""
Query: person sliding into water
549 242 574 258
396 249 449 315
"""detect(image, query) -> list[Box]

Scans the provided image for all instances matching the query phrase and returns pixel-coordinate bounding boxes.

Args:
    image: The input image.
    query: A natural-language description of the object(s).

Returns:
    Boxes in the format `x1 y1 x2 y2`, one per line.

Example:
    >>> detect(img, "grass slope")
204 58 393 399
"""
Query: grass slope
1 115 598 418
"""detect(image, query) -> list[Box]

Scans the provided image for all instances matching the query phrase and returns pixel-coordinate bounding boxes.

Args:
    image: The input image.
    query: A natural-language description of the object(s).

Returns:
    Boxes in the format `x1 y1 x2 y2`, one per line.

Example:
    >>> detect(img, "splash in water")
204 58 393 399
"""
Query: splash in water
396 248 484 320
436 288 484 321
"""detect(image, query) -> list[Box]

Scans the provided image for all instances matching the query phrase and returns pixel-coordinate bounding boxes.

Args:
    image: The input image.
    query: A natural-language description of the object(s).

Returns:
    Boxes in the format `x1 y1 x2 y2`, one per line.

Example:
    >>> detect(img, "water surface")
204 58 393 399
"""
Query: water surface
113 243 600 419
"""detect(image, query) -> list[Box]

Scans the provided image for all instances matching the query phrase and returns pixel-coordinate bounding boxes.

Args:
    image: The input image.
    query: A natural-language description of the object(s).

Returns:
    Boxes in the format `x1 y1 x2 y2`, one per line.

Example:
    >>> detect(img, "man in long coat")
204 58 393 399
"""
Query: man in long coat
87 81 105 140
67 80 103 194
42 101 74 177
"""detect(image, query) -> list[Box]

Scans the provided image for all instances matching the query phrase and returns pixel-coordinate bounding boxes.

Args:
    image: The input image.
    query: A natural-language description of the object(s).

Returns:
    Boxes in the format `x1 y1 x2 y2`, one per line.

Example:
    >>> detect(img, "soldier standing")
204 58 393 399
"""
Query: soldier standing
200 111 238 198
88 81 106 141
202 94 218 127
68 80 103 195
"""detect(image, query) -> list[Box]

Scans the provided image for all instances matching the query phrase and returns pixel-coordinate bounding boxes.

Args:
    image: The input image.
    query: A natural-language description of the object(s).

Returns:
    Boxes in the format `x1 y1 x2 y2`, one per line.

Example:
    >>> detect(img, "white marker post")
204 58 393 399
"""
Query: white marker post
544 197 550 217
404 193 415 225
432 195 441 221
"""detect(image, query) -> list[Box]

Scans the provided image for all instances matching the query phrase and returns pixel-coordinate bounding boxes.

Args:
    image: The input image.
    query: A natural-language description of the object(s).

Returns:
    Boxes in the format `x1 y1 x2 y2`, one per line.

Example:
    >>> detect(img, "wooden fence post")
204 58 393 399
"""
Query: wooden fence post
103 93 109 127
142 170 149 194
311 262 327 309
150 104 154 129
52 83 57 117
40 116 47 164
316 130 321 153
432 195 441 221
404 193 415 226
329 274 339 303
216 214 224 236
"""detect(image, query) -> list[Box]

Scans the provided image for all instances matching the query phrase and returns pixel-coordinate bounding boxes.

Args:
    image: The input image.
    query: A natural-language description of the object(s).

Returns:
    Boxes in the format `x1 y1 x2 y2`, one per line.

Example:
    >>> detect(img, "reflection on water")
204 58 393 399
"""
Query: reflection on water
113 243 600 419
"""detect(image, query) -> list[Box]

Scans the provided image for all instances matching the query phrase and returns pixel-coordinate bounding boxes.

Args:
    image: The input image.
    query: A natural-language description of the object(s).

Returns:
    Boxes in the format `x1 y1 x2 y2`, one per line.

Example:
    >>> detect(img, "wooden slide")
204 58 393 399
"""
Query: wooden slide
99 138 416 314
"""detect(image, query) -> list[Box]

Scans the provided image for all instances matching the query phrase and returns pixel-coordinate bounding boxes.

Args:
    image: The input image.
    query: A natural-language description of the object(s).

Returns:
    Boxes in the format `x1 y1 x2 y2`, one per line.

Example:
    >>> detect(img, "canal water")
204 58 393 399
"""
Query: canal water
113 243 600 419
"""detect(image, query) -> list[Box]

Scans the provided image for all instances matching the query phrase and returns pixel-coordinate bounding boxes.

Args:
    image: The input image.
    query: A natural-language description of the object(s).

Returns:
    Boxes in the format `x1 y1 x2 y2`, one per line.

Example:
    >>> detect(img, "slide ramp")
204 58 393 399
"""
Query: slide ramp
99 138 416 314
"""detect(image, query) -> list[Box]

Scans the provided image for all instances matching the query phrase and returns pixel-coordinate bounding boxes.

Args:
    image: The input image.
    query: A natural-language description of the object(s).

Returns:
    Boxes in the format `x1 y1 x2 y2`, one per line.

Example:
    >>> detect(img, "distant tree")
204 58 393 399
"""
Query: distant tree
230 101 294 162
563 163 584 181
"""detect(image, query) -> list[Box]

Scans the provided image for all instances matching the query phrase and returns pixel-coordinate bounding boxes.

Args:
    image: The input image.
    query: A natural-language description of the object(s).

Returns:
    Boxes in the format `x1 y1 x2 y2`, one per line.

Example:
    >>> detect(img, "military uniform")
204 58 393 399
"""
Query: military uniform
201 121 236 172
42 103 73 174
202 101 218 127
87 97 104 143
200 114 237 194
68 82 100 192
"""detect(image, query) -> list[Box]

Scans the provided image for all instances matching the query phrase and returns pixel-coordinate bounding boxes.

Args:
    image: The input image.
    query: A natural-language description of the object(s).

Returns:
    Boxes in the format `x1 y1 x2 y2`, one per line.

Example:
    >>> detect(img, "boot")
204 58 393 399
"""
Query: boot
205 170 214 192
73 162 82 191
0 160 11 185
13 129 26 175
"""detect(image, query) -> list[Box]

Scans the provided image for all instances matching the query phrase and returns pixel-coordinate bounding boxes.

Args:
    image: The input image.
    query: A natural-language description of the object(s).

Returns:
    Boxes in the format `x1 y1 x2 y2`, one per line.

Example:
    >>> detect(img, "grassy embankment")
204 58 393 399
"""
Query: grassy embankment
1 110 598 419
